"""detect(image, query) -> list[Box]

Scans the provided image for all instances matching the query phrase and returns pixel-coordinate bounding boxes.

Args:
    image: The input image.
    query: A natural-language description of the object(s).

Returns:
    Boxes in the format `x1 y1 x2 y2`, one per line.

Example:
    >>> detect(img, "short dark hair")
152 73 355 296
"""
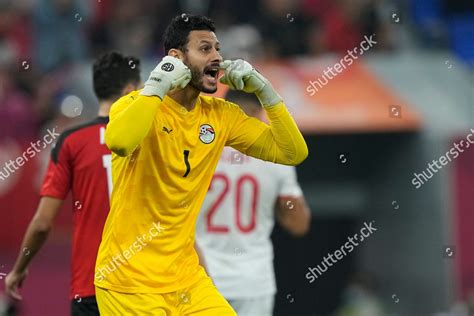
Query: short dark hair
163 14 216 54
93 52 141 100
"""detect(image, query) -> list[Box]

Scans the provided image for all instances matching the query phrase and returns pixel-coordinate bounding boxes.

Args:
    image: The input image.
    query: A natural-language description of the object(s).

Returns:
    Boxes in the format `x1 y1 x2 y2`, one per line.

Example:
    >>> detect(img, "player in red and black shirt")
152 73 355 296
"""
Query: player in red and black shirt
5 52 141 316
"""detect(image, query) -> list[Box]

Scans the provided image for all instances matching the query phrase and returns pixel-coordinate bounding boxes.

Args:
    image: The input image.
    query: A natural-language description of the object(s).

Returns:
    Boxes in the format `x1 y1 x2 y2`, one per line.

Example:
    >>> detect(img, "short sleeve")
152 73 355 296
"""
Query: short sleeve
39 139 72 199
277 165 303 197
224 101 268 153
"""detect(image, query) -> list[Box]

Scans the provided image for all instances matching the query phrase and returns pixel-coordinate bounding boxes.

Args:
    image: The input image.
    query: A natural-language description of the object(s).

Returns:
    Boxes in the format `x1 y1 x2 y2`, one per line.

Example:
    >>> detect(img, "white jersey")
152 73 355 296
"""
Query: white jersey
195 147 303 299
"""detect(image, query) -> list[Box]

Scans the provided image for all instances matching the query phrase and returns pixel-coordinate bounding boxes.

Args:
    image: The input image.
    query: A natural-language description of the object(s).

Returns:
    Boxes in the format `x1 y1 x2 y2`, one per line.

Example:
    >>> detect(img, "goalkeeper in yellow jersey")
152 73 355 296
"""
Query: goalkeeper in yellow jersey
94 14 308 315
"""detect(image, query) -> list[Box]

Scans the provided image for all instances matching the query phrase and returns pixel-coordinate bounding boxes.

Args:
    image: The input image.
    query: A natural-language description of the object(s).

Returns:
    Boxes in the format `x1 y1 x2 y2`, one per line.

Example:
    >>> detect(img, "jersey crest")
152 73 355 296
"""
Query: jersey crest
199 124 215 144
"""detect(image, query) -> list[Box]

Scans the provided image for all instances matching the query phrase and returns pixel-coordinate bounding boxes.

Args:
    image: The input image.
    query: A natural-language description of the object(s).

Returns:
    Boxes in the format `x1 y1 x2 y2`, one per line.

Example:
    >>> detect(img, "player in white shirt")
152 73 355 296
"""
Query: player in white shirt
195 90 311 316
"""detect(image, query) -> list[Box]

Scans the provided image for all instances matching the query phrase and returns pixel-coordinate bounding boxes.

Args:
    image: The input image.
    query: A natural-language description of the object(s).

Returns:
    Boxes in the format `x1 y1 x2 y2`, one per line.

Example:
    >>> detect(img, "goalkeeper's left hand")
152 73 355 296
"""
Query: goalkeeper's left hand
219 59 282 107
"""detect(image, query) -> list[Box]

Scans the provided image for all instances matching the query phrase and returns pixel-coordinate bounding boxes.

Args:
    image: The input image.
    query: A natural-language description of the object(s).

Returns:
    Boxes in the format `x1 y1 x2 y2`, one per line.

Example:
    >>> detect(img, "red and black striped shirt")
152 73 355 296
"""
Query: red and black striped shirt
40 117 111 299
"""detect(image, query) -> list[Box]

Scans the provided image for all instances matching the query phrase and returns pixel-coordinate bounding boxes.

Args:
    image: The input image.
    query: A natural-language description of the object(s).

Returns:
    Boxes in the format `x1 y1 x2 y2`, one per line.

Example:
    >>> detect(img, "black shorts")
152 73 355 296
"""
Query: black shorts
71 296 99 316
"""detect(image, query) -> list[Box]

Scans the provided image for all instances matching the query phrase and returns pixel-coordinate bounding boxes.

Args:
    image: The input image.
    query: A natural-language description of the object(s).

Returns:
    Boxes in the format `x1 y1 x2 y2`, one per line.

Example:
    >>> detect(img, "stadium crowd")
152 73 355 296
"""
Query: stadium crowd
1 0 472 140
0 0 396 140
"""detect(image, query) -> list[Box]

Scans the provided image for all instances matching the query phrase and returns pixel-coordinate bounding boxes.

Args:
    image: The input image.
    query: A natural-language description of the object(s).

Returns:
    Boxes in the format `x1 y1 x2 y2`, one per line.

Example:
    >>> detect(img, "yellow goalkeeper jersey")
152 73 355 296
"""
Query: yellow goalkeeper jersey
95 90 307 293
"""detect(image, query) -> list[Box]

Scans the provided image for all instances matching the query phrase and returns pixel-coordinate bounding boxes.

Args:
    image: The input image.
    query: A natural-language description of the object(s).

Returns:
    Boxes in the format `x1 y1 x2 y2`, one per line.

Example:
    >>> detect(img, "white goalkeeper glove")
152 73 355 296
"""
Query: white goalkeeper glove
219 59 282 107
140 56 192 99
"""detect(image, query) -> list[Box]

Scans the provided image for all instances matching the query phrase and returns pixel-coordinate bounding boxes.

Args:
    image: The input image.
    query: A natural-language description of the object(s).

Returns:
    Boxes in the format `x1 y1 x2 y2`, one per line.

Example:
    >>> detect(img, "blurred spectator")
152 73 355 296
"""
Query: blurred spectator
0 1 32 61
208 0 258 26
34 68 72 126
33 0 91 71
0 41 40 141
0 0 395 140
100 0 154 57
359 0 392 48
177 0 212 16
325 1 364 53
218 24 264 61
304 0 392 54
255 0 314 58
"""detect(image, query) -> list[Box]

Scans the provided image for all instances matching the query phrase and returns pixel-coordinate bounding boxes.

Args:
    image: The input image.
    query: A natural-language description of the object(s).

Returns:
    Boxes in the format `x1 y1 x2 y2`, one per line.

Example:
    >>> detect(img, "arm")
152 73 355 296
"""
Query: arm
275 196 311 237
5 197 63 300
225 102 308 166
105 56 191 157
105 94 162 157
220 59 308 165
246 103 308 165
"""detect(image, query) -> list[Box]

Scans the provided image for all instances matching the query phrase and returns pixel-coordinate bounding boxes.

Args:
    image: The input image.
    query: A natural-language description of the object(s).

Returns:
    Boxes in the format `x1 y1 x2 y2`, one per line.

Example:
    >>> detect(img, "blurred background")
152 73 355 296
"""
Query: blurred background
0 0 473 315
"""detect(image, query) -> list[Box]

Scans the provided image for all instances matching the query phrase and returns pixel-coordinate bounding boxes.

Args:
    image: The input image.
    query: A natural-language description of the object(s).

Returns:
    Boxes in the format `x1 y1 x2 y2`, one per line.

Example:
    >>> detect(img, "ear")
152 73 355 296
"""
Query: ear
168 48 185 60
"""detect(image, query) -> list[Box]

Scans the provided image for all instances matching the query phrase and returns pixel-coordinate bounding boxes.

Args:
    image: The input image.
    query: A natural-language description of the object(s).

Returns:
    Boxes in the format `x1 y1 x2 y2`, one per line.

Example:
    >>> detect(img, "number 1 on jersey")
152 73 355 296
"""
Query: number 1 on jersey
183 150 191 177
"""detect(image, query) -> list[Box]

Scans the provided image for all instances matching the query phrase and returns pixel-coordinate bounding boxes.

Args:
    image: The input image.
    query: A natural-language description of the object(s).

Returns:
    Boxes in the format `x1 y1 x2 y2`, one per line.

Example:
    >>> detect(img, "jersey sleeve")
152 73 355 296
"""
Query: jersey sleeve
109 90 138 118
224 100 308 166
39 138 72 199
278 166 303 198
224 101 268 153
105 90 162 157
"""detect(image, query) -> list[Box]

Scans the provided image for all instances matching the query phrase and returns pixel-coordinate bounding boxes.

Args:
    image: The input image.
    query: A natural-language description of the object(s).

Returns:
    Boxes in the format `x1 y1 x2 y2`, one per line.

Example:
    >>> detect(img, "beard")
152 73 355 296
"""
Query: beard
183 58 217 94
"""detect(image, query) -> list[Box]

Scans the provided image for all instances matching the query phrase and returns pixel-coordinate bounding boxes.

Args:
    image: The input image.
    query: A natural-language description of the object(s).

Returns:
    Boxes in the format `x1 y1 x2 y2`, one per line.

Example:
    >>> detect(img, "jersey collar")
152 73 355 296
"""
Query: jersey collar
96 116 109 124
163 95 201 116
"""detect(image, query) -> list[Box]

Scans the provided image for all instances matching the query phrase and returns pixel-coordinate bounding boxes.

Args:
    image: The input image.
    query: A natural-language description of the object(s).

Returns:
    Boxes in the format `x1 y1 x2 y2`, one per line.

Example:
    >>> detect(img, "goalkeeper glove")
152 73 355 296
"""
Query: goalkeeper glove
140 56 192 99
219 59 282 107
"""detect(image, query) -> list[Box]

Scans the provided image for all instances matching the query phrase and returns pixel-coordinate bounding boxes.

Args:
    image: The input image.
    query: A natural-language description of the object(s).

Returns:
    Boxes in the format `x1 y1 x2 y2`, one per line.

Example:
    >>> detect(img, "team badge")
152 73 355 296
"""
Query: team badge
161 62 174 72
199 124 215 144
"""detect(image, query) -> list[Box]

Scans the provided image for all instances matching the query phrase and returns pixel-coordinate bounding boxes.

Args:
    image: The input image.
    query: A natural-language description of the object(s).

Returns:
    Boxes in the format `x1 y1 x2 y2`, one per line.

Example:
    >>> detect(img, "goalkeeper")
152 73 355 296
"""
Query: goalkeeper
95 14 308 315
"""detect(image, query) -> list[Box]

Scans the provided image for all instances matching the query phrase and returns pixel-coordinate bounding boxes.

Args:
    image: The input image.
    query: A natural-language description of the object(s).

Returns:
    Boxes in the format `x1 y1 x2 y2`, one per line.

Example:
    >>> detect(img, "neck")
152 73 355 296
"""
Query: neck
98 100 113 117
257 109 266 122
168 86 200 111
251 109 267 123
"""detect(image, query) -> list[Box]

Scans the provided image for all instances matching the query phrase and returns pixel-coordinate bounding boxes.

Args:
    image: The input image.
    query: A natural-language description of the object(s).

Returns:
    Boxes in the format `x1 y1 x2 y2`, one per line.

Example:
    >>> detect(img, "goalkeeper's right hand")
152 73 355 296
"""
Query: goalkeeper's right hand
140 56 192 99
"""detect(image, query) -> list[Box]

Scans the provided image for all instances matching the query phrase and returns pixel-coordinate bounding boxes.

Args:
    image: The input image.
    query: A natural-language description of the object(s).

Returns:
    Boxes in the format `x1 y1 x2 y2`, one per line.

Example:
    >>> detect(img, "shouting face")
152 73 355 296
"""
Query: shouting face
180 30 222 93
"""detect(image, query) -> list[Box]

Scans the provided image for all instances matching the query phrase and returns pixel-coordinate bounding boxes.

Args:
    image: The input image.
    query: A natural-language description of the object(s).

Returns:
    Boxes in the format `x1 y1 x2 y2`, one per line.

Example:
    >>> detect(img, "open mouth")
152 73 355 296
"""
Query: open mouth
204 66 219 84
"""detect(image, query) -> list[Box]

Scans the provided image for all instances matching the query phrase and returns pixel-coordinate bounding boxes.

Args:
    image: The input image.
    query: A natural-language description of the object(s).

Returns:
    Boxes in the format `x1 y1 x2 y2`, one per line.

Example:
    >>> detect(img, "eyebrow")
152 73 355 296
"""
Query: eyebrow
198 40 220 46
